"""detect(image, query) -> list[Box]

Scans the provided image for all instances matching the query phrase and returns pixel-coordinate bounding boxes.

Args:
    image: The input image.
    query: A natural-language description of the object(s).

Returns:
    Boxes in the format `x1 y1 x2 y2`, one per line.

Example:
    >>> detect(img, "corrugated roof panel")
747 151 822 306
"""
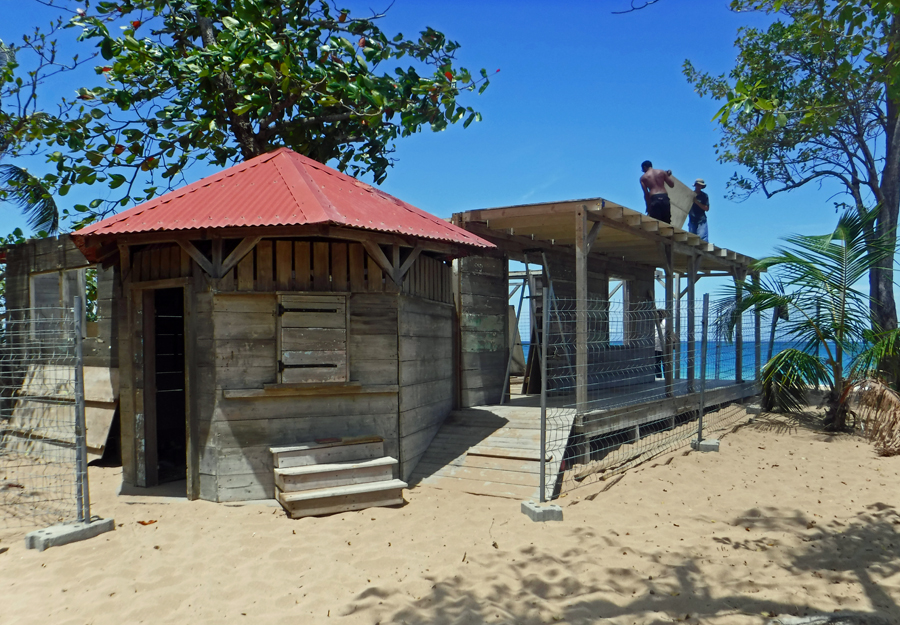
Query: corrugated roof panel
75 148 492 249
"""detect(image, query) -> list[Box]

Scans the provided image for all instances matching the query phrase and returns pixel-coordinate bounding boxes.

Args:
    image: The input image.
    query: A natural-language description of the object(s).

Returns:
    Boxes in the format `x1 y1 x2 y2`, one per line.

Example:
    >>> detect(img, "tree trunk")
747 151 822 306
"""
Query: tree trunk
874 15 900 334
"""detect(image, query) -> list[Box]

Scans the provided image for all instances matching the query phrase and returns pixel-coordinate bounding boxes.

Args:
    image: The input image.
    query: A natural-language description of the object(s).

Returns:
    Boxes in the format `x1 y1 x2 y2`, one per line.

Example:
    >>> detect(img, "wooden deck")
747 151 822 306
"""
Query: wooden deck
408 396 576 501
408 379 758 501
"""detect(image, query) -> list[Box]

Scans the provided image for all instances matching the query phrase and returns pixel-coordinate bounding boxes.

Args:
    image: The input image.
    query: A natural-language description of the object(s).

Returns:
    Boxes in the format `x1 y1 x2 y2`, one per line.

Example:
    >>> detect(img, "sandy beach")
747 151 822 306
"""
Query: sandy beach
2 408 899 625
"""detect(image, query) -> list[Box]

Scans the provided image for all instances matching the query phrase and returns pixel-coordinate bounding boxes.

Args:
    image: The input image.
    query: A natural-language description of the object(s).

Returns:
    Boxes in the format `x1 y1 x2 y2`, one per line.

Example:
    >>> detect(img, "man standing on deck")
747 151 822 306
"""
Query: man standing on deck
688 178 710 241
639 160 675 223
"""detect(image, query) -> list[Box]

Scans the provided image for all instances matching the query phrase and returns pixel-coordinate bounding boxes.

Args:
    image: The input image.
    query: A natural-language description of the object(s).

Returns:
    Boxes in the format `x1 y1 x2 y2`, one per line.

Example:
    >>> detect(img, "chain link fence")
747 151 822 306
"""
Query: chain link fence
0 303 90 534
541 295 760 499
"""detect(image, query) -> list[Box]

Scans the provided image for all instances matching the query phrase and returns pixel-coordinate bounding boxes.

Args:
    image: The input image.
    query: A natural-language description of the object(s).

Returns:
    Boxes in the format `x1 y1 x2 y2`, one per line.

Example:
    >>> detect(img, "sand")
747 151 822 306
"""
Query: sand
2 409 899 625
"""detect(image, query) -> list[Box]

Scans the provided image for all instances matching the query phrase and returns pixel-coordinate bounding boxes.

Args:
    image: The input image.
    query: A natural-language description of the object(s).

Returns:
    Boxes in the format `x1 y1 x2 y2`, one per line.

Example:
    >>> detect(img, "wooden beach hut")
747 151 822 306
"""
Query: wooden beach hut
69 147 494 505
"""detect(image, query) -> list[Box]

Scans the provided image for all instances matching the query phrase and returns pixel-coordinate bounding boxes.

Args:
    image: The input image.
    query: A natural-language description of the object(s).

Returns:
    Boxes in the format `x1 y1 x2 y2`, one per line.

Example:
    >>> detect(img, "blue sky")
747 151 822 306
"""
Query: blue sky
2 1 853 299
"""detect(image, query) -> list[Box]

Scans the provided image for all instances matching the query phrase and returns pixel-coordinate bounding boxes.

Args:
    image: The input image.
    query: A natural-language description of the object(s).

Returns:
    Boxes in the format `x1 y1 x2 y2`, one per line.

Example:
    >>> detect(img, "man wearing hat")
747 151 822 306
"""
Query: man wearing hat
689 179 710 241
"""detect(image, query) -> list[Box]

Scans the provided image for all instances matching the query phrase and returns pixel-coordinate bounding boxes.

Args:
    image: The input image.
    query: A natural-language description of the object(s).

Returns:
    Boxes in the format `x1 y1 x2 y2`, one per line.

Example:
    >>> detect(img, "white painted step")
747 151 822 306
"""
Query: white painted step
276 479 407 519
270 436 384 469
275 456 397 493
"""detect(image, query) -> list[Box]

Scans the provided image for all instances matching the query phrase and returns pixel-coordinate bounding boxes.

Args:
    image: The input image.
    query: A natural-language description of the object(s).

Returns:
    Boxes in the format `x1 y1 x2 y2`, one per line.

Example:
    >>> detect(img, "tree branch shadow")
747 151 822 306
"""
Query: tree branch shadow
368 503 900 624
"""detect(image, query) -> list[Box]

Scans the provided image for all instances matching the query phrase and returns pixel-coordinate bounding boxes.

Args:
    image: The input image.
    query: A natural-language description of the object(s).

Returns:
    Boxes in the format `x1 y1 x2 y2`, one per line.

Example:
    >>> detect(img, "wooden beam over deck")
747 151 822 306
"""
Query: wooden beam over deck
574 381 758 440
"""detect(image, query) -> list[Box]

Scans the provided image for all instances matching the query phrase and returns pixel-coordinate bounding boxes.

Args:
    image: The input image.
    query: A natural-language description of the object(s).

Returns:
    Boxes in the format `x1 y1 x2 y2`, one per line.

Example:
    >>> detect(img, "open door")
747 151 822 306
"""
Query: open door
140 287 187 487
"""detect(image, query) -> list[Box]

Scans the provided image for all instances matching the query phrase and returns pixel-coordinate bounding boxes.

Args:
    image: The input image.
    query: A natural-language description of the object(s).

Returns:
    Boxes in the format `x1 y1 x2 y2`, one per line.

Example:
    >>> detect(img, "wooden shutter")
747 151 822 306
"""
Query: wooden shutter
277 294 348 383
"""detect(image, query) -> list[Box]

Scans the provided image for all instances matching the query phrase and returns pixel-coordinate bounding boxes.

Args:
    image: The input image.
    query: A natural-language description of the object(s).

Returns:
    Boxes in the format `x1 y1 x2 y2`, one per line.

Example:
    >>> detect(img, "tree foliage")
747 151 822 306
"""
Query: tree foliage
33 0 490 222
684 0 900 334
0 12 92 235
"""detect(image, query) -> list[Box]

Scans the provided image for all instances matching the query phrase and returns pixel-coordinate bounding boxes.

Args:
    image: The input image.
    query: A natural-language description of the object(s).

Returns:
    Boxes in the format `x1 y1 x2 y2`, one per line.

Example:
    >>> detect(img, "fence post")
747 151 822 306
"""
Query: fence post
73 296 90 523
697 294 710 442
539 286 549 503
753 272 762 382
501 268 529 404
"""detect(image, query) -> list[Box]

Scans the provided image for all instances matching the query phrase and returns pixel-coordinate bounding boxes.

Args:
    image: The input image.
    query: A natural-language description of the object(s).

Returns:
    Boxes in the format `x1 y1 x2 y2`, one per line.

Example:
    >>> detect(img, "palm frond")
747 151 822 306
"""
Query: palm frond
0 164 59 234
760 348 830 413
851 378 900 456
851 328 900 381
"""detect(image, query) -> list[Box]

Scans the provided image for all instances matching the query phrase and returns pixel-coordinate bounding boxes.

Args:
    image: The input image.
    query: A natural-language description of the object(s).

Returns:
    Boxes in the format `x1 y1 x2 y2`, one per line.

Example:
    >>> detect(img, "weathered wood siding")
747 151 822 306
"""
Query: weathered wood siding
130 244 193 282
115 235 456 502
205 291 401 502
621 272 656 386
457 255 508 408
3 235 119 368
210 239 452 304
397 295 453 480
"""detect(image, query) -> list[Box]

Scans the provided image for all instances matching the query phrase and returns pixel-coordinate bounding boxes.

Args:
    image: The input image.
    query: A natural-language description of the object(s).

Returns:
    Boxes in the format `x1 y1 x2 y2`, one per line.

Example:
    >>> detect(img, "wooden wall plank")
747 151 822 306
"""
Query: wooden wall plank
275 241 292 290
140 249 151 283
313 242 330 290
293 241 310 290
397 295 453 478
237 252 254 291
349 243 366 292
256 240 274 291
149 247 161 281
218 266 235 291
159 245 171 279
331 242 348 292
180 248 191 278
367 254 383 292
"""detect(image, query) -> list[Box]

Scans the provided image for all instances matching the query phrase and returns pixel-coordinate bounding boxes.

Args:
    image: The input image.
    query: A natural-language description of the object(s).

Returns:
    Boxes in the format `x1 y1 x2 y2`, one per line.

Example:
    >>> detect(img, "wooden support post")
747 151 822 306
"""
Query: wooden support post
575 206 589 415
118 244 131 283
687 255 697 393
141 289 158 487
734 268 745 383
673 273 681 380
664 244 675 399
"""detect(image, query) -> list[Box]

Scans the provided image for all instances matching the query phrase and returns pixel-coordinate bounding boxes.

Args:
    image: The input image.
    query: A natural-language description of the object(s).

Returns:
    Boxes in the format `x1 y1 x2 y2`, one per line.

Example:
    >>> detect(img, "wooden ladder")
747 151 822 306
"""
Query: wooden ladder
270 436 407 519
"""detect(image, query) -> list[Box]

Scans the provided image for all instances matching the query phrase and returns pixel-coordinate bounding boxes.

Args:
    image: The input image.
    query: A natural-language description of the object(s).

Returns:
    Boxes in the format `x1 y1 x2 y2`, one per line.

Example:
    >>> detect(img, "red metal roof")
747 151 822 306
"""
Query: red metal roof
74 147 492 250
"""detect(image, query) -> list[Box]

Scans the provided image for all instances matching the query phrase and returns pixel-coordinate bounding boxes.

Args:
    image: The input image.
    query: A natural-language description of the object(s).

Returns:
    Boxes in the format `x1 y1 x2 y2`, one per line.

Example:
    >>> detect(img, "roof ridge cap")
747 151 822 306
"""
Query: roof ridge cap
278 152 343 223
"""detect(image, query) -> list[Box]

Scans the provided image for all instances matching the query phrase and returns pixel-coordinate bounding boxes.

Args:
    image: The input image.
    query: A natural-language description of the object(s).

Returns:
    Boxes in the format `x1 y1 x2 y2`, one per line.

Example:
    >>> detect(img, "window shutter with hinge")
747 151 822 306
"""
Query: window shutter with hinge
276 294 348 383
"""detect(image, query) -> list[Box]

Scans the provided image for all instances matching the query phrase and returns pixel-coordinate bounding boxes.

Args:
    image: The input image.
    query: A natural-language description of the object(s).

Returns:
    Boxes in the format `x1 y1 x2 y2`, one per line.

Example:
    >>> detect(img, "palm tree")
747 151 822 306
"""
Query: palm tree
730 208 898 431
0 162 59 234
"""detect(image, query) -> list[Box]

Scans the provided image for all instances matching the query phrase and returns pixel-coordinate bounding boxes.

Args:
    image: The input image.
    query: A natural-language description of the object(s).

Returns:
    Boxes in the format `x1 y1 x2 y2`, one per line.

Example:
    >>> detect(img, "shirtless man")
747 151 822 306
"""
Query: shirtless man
639 160 675 224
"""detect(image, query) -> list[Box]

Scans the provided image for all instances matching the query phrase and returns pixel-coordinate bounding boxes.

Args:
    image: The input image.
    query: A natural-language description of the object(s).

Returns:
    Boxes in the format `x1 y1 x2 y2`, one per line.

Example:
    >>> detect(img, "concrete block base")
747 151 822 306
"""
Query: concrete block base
746 405 762 416
25 518 115 551
691 438 720 452
521 501 563 522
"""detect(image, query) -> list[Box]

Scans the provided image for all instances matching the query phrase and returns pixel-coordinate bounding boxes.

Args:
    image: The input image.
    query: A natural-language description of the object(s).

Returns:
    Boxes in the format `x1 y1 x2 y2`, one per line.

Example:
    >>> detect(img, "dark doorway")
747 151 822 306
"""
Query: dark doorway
154 288 186 483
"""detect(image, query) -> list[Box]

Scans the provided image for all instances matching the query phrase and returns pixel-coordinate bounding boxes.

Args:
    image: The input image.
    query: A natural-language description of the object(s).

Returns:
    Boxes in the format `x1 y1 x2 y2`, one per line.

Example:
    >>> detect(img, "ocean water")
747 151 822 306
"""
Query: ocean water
523 340 850 382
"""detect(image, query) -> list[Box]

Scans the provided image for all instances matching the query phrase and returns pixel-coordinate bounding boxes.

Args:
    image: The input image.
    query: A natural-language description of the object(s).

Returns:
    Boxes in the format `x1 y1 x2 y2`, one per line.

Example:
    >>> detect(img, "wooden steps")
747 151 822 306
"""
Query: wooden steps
275 479 407 518
271 436 407 519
